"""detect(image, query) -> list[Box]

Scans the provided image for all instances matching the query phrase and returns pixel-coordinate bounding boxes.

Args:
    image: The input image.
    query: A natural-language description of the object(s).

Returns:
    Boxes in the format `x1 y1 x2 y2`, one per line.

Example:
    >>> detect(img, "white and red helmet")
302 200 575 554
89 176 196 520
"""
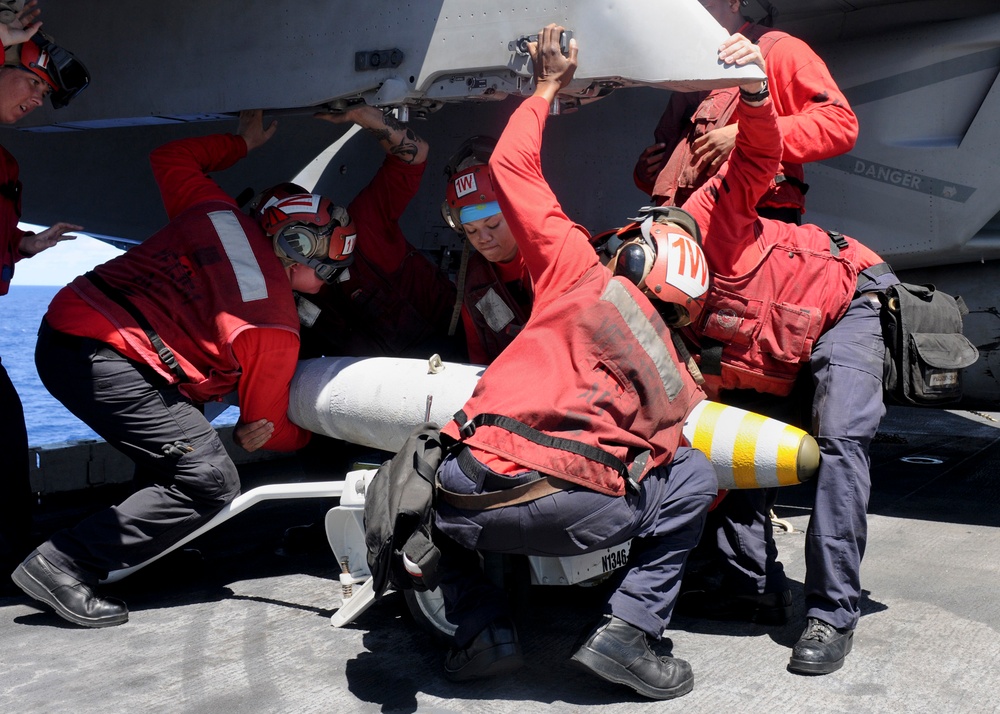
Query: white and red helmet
609 206 710 326
8 32 89 108
258 190 357 284
441 136 501 232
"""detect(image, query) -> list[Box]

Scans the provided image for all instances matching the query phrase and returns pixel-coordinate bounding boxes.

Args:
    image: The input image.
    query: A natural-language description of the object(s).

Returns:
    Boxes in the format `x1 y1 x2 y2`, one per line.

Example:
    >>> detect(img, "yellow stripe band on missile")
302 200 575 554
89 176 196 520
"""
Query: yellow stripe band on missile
776 424 805 486
683 399 814 489
688 399 721 468
732 410 765 489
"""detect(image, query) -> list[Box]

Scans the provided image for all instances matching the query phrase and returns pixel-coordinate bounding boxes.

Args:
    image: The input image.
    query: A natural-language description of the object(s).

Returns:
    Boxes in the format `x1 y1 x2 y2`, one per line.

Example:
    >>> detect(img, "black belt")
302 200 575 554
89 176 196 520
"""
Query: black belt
856 261 894 293
438 449 573 511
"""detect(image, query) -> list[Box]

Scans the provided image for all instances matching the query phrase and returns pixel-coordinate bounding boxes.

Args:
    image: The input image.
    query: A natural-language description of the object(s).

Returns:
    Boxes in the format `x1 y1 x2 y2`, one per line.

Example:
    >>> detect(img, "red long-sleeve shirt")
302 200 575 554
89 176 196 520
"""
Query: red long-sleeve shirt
0 145 27 296
47 133 309 452
637 24 858 212
443 97 703 491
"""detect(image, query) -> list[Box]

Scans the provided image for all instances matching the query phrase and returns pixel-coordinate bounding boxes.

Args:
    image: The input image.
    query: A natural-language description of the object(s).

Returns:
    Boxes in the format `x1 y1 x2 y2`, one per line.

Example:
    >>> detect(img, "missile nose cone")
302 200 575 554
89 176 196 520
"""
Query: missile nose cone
797 434 821 483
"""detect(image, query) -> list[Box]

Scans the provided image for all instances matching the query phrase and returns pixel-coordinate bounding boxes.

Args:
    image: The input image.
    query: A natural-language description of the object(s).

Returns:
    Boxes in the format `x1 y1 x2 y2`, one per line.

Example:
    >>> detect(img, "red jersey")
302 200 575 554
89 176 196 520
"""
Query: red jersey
638 24 858 213
299 155 457 357
682 94 883 396
460 250 532 365
45 133 310 451
442 97 705 496
0 144 27 296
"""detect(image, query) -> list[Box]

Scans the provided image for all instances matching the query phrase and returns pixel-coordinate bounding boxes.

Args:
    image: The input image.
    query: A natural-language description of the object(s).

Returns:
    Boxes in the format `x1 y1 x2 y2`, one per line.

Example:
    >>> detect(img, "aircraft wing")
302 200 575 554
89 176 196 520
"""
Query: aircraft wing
13 0 763 131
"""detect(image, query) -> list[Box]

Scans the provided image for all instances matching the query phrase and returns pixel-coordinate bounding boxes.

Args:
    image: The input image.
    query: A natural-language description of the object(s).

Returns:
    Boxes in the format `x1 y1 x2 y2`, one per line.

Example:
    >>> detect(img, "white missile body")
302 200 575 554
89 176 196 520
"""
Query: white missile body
289 355 819 488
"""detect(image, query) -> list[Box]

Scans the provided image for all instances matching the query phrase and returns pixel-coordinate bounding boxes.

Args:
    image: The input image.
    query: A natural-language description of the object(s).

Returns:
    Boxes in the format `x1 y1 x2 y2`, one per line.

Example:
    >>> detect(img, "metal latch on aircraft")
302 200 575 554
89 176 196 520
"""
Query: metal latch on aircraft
509 30 573 56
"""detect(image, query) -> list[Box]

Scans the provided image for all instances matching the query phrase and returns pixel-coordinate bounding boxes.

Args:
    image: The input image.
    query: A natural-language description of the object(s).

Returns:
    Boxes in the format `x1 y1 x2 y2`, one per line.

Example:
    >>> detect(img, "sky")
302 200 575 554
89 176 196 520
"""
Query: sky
13 223 124 286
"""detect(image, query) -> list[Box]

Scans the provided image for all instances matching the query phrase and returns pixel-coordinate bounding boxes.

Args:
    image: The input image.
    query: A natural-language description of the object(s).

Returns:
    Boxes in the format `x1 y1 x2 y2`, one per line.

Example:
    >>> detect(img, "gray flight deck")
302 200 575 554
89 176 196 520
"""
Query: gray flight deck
2 405 999 713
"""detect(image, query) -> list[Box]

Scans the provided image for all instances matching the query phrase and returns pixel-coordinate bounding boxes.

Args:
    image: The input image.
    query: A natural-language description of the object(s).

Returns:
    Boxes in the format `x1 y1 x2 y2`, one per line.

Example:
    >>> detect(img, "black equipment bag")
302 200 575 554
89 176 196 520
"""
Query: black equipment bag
363 423 452 598
879 283 979 406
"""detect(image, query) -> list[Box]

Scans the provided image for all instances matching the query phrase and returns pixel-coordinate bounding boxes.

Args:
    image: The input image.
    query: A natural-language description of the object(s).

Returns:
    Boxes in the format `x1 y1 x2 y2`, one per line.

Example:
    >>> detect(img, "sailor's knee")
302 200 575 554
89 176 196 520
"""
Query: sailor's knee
676 446 719 496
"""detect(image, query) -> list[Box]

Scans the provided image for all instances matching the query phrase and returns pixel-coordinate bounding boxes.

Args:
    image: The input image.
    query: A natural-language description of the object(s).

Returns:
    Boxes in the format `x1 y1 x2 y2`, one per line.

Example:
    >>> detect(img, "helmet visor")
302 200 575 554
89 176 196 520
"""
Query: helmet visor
27 33 89 108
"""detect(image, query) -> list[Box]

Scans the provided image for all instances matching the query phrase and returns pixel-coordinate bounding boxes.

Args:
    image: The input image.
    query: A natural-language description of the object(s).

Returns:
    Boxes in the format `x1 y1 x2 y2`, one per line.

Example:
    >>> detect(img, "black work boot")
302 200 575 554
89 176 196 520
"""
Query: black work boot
571 615 694 700
788 617 854 674
443 616 524 681
11 550 128 628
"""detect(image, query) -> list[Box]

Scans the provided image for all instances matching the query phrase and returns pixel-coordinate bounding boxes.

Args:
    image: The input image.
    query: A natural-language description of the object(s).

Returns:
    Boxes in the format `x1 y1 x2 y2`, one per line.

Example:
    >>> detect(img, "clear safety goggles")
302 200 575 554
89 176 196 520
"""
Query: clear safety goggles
275 221 336 262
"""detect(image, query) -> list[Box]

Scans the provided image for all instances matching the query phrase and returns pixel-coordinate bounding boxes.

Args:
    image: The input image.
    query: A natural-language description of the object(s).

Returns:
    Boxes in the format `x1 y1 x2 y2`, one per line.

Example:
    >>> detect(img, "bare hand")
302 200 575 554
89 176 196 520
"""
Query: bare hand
718 33 767 95
314 104 377 126
237 109 277 152
19 222 81 257
527 24 578 102
0 0 41 47
690 124 738 175
718 33 765 70
233 418 274 452
635 143 668 186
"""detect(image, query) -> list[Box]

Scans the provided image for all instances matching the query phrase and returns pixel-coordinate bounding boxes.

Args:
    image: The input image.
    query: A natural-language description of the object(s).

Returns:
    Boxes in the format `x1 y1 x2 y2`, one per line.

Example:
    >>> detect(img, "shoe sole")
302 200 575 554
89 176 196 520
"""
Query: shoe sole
444 643 524 682
11 564 128 628
787 635 853 675
571 645 694 701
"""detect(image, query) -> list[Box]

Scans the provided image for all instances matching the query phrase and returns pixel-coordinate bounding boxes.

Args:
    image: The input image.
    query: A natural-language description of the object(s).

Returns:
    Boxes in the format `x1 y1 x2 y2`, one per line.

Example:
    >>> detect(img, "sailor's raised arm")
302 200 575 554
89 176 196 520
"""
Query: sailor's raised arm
316 104 428 165
150 109 275 219
525 23 579 104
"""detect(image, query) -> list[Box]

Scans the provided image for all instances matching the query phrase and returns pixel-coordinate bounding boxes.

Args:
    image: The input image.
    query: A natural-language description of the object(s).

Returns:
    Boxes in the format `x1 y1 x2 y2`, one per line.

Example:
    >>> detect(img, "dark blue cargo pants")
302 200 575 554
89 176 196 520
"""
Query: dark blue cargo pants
710 270 898 631
434 445 718 647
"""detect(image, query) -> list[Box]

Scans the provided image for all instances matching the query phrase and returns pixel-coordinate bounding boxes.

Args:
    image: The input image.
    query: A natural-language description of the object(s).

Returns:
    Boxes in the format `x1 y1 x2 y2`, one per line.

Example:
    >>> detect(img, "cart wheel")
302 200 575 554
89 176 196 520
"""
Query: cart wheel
403 587 458 644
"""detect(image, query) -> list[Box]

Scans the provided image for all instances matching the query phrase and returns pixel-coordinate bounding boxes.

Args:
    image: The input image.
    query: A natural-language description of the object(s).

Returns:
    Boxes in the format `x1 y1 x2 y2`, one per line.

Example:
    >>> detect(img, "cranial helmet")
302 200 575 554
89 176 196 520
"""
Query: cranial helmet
739 0 775 25
7 32 89 108
259 192 357 284
441 135 501 233
608 206 710 326
247 182 308 218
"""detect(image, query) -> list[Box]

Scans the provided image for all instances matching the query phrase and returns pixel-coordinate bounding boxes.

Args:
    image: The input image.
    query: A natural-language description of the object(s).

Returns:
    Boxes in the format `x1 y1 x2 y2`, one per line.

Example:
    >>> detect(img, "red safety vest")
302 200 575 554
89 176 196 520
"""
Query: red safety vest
69 201 299 401
463 251 531 363
444 266 701 497
691 224 860 395
653 30 807 210
0 145 24 296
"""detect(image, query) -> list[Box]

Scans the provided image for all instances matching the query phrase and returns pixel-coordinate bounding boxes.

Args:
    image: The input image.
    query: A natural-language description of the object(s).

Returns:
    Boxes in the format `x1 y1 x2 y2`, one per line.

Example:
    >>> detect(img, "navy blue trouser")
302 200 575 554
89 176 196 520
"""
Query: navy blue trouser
710 271 898 631
33 322 240 584
434 446 718 647
0 355 33 571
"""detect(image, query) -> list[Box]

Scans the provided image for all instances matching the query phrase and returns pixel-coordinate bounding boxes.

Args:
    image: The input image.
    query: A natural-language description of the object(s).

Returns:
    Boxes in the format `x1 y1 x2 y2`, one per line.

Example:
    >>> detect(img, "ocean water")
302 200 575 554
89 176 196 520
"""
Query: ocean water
1 284 237 447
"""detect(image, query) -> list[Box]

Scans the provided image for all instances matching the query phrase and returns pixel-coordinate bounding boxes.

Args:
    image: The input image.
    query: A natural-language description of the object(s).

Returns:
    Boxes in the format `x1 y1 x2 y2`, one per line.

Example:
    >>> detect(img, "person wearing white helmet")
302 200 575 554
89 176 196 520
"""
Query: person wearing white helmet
430 26 717 701
10 110 344 628
0 1 87 584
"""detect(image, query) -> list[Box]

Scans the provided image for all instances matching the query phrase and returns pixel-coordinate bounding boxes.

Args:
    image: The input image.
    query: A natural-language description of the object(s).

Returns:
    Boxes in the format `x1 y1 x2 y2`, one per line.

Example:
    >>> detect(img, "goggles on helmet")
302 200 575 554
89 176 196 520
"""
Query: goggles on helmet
263 194 357 284
13 32 90 108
